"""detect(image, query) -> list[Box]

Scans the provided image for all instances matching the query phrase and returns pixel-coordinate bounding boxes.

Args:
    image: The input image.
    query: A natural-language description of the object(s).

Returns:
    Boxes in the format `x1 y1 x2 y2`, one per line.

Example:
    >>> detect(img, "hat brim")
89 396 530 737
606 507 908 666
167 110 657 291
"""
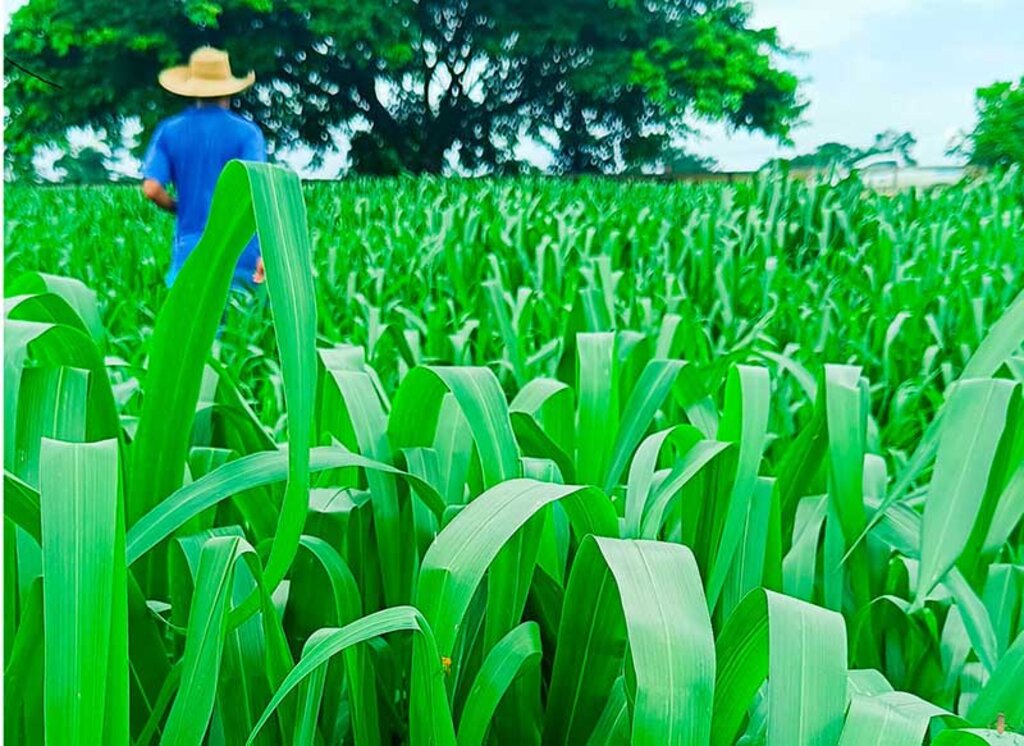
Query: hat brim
158 66 256 98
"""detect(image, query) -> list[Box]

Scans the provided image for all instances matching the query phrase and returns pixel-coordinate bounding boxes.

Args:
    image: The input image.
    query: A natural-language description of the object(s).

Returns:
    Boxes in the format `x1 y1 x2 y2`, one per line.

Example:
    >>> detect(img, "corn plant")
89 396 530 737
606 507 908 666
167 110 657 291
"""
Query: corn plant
4 163 1024 745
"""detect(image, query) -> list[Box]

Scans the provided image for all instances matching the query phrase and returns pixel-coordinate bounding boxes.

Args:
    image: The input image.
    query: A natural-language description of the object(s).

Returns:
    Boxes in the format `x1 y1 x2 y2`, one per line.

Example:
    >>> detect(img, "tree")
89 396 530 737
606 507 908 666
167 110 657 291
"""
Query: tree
859 129 917 166
53 145 114 184
953 77 1024 169
786 142 858 170
5 0 804 175
663 149 718 175
769 129 918 172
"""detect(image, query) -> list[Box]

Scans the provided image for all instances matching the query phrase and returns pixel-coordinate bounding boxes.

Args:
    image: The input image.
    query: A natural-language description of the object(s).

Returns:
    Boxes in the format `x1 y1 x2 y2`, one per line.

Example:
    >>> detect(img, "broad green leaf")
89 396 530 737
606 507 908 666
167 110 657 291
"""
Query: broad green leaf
576 332 619 487
916 380 1017 601
933 730 1024 745
602 359 684 492
966 627 1024 731
706 365 771 610
416 478 617 659
39 438 128 745
883 287 1024 511
4 470 41 542
163 535 255 745
713 589 847 746
128 161 317 604
982 461 1024 554
126 445 444 565
456 622 543 746
390 366 520 489
545 537 715 746
837 692 949 746
247 607 456 746
5 271 104 343
4 320 117 469
323 366 409 604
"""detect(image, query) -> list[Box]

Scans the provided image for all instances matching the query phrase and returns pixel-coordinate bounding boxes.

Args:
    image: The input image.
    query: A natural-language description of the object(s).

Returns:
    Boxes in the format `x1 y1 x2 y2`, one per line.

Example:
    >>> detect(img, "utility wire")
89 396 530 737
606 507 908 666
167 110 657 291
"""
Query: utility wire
4 57 64 89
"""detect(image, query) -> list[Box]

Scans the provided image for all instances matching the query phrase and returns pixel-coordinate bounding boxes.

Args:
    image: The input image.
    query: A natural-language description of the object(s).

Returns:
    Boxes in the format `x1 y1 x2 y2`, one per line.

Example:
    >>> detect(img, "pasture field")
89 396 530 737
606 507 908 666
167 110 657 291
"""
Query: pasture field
4 166 1024 745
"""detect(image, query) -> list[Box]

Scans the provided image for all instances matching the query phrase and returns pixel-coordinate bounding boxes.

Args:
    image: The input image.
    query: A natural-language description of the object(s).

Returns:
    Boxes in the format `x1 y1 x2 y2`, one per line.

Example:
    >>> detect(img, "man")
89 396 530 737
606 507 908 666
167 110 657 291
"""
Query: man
141 46 266 287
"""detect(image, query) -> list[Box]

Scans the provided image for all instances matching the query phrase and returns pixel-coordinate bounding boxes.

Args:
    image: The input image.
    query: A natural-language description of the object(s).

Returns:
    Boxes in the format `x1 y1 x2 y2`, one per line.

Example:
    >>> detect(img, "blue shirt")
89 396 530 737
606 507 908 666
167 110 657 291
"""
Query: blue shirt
142 105 266 287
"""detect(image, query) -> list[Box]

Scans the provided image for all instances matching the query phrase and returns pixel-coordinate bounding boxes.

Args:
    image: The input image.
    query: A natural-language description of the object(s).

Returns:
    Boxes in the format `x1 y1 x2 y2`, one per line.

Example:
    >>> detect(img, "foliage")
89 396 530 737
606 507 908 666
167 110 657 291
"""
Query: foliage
4 167 1024 744
53 145 116 184
859 129 918 166
954 76 1024 169
4 0 804 175
786 142 860 170
777 129 919 172
662 149 719 175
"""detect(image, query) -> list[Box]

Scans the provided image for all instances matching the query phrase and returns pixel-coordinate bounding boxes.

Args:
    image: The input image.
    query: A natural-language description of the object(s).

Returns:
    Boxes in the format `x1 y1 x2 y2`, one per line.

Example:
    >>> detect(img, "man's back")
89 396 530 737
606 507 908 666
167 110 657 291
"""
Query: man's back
143 105 265 284
145 106 265 239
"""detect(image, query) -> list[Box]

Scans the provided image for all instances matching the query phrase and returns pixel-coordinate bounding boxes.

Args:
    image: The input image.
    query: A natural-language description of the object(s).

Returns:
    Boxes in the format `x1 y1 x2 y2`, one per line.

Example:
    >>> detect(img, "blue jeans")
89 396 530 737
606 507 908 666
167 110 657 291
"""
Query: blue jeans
165 233 261 289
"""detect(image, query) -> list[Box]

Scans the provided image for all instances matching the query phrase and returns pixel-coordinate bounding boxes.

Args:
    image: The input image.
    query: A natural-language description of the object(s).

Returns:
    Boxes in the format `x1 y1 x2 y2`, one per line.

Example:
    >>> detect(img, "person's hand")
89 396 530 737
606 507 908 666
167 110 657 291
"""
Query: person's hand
253 256 266 284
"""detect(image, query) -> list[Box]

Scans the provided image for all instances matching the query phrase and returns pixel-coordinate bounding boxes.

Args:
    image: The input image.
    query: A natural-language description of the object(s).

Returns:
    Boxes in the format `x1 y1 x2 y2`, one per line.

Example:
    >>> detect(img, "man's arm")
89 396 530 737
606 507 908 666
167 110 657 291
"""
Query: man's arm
142 178 177 214
244 125 269 283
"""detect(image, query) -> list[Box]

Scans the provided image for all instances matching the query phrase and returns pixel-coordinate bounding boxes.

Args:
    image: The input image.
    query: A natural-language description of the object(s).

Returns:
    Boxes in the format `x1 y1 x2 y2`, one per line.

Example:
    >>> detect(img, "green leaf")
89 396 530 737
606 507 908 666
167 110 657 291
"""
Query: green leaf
706 365 771 610
603 359 683 492
713 589 847 746
545 537 715 746
943 569 999 674
390 366 520 489
247 607 456 746
622 425 698 537
128 161 317 603
416 478 618 659
967 626 1024 731
933 730 1024 746
586 676 631 746
837 692 949 746
883 288 1024 510
6 271 105 343
576 332 619 487
126 445 444 566
4 470 41 542
916 379 1017 601
39 438 128 745
456 622 543 746
322 365 409 605
163 535 256 745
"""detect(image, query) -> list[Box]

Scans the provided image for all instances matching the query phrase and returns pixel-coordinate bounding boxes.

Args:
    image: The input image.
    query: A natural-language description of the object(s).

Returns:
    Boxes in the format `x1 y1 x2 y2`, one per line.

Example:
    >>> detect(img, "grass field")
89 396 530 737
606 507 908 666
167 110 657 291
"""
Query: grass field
5 165 1024 744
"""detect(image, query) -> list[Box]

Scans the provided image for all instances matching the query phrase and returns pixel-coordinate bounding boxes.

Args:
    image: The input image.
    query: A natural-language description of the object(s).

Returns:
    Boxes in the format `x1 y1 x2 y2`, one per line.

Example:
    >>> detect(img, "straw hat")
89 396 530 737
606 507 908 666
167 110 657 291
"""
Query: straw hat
158 47 255 98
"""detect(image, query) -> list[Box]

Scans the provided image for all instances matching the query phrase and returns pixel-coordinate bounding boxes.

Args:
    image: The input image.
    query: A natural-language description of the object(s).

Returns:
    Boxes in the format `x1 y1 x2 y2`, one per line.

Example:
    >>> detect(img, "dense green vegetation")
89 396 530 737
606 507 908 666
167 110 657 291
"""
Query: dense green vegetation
5 0 802 176
5 168 1024 744
954 77 1024 170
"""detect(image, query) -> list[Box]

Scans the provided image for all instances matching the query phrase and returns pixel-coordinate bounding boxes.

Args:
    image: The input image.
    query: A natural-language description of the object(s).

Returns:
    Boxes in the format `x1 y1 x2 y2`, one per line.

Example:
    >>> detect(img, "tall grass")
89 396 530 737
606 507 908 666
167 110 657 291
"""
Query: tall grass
4 164 1024 744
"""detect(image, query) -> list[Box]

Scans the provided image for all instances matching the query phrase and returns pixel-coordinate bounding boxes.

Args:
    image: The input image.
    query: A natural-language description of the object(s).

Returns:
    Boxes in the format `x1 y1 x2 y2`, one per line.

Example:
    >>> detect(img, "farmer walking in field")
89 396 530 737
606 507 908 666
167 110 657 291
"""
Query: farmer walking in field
141 46 266 287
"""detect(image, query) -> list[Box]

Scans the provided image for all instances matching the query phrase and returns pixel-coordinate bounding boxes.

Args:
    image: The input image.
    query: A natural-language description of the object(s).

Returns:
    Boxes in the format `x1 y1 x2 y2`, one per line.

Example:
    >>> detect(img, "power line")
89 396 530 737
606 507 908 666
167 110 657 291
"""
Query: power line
4 57 63 89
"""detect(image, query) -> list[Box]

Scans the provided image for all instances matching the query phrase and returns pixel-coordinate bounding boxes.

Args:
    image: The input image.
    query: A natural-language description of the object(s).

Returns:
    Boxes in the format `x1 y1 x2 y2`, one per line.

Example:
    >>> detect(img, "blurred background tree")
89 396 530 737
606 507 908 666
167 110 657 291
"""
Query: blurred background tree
764 129 918 172
662 149 718 176
4 0 804 176
53 145 116 184
952 76 1024 169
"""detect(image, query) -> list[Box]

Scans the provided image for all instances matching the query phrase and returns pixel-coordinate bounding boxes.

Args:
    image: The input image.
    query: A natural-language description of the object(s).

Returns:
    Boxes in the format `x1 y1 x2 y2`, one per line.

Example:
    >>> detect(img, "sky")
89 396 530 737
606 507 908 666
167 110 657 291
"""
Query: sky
6 0 1024 173
697 0 1024 169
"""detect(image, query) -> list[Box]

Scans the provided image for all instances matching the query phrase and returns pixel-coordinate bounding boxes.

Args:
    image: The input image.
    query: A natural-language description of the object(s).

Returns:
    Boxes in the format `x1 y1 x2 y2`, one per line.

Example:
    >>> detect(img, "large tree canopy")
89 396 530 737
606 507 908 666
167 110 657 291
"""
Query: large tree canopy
5 0 804 175
953 76 1024 170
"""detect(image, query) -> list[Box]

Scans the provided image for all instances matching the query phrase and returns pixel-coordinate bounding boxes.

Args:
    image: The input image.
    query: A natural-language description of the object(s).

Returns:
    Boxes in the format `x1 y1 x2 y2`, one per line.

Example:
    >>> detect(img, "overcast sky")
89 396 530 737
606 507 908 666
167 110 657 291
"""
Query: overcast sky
699 0 1024 168
7 0 1024 172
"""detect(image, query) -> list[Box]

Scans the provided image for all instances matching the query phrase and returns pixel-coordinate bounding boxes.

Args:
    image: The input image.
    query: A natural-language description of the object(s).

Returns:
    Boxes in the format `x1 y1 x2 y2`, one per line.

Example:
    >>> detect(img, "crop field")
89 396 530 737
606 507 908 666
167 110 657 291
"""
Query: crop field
4 164 1024 745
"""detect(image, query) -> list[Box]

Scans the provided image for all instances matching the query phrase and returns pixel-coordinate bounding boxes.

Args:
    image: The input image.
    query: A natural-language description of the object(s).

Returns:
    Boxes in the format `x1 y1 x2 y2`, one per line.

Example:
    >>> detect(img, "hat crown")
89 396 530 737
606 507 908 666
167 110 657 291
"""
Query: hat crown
159 46 254 97
189 47 232 81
